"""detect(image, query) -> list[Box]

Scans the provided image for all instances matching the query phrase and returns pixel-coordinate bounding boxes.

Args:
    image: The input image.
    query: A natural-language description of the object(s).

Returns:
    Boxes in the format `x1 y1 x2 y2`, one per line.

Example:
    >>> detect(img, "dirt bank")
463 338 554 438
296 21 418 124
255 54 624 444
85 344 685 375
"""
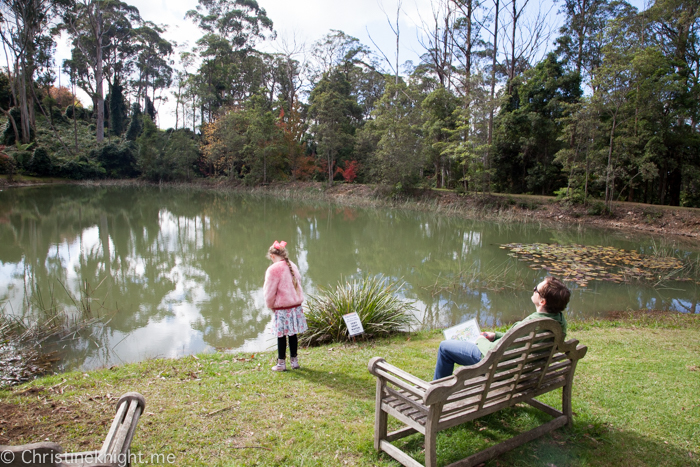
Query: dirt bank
3 177 700 242
285 182 700 242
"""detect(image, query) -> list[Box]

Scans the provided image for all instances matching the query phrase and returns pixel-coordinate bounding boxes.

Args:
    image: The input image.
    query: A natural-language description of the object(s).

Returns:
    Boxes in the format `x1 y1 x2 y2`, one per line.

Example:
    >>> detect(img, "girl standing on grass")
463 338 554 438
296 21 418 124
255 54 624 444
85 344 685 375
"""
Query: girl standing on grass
264 240 308 371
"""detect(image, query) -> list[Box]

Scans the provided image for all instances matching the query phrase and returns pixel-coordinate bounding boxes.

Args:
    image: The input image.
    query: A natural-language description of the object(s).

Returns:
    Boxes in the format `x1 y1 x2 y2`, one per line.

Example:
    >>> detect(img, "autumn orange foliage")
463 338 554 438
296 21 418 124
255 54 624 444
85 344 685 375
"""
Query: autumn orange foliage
48 86 80 109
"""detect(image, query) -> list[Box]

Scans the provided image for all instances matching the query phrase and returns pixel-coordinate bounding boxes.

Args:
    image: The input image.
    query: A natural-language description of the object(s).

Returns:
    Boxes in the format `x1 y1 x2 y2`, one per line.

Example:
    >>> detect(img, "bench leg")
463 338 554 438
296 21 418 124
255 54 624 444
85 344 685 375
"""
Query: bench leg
424 405 441 467
424 429 437 467
562 382 573 428
374 379 388 451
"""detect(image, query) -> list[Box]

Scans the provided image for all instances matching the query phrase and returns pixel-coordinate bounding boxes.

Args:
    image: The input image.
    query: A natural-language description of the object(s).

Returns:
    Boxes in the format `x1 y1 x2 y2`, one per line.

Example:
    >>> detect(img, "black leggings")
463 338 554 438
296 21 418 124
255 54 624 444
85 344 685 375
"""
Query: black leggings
278 334 297 360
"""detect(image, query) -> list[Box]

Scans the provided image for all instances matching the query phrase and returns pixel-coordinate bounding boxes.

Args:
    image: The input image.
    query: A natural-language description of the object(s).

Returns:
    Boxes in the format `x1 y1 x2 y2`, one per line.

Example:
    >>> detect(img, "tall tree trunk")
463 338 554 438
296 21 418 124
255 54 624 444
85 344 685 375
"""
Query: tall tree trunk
327 151 333 186
486 0 500 193
0 107 19 144
18 57 31 143
508 0 517 96
605 112 617 210
395 0 401 86
95 7 105 143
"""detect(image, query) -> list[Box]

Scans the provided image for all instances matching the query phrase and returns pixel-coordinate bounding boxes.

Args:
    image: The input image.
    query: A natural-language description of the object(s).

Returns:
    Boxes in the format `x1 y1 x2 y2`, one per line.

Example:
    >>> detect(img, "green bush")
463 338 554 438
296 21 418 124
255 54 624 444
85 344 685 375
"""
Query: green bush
0 152 15 175
29 147 52 176
65 105 86 120
57 158 106 180
91 142 138 178
300 275 417 346
587 200 608 216
12 150 33 171
51 106 64 123
555 186 586 204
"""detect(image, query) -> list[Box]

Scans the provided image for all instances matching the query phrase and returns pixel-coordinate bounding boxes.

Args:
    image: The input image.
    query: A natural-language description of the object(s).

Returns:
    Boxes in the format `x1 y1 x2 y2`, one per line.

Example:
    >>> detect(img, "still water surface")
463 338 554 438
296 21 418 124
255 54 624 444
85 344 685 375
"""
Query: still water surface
1 185 698 371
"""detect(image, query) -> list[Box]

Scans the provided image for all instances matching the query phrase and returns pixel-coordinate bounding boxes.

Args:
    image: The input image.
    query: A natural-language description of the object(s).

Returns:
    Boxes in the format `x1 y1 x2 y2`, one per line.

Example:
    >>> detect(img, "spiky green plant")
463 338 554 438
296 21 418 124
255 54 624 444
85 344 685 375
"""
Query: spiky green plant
300 275 417 346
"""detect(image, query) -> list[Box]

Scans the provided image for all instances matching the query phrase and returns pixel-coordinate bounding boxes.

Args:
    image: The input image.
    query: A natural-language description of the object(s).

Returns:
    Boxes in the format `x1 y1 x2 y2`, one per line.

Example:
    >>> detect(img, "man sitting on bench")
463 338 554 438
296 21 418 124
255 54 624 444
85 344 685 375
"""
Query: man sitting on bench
434 276 571 380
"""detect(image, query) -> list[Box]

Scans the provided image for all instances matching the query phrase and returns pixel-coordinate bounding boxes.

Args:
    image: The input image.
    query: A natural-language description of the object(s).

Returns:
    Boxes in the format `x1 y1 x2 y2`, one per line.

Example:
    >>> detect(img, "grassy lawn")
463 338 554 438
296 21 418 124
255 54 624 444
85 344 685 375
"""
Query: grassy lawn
1 312 698 466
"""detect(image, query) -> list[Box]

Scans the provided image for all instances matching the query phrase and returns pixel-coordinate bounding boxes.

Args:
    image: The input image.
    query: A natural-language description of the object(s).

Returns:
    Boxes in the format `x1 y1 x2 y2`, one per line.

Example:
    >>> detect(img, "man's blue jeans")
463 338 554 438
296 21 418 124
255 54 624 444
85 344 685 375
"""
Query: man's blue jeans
433 340 483 380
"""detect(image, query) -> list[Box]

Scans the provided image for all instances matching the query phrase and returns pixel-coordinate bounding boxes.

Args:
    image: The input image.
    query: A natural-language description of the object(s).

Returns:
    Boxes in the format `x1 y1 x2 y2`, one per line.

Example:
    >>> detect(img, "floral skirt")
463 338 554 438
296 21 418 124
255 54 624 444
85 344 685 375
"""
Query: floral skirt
271 305 308 337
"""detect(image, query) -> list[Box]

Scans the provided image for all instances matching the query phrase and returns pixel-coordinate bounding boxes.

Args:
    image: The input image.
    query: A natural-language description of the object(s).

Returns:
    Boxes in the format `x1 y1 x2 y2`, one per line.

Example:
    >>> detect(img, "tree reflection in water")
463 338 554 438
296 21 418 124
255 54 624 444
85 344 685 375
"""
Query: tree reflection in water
0 185 697 371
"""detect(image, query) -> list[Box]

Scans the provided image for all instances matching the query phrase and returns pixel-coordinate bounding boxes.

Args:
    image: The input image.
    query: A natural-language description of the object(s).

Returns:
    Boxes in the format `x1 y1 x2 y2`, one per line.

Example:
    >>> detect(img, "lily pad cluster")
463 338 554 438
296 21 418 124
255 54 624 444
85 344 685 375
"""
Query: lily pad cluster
500 243 689 287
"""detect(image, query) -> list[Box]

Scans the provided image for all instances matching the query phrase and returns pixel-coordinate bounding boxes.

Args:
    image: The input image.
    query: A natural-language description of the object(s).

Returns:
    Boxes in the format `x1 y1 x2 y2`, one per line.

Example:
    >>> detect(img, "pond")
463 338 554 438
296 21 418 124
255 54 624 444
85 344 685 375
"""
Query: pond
1 185 698 371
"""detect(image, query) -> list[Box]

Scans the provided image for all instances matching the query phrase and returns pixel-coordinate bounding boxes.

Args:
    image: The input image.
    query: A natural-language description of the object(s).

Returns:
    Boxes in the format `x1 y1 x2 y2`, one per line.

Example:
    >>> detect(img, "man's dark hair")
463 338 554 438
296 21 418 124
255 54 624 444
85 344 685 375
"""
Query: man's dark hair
540 277 571 314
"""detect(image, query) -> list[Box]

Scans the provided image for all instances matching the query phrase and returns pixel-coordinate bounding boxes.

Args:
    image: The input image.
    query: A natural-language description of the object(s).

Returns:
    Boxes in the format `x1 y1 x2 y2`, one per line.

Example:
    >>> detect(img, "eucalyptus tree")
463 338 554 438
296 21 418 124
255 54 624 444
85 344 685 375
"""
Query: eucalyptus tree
131 21 174 121
313 31 388 124
555 0 634 91
644 0 700 205
172 51 192 130
271 35 306 112
61 0 141 142
501 0 553 95
485 0 501 186
186 0 274 120
0 0 65 143
416 0 456 89
451 0 486 101
447 0 491 191
308 30 371 81
588 3 641 208
272 52 303 112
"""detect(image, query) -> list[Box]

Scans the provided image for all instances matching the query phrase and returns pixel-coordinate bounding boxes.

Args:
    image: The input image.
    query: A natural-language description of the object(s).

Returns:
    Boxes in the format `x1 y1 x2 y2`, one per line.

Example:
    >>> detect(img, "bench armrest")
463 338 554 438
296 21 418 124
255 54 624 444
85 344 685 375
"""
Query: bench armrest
368 357 429 399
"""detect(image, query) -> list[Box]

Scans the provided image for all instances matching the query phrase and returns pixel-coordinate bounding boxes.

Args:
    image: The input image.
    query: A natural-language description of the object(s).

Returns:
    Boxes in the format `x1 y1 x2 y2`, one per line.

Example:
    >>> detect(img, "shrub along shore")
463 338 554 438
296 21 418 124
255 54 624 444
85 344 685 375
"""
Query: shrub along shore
1 311 698 467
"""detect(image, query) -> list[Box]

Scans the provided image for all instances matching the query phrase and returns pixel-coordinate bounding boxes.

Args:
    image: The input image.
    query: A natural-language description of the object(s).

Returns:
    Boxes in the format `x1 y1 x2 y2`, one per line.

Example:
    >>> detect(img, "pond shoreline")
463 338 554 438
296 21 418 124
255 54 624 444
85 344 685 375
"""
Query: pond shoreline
4 177 699 241
5 179 700 244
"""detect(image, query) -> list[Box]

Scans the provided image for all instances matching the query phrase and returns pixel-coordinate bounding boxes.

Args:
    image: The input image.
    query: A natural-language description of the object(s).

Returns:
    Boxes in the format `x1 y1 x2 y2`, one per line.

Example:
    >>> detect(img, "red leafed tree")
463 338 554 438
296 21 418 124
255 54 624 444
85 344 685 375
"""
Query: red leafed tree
335 160 360 183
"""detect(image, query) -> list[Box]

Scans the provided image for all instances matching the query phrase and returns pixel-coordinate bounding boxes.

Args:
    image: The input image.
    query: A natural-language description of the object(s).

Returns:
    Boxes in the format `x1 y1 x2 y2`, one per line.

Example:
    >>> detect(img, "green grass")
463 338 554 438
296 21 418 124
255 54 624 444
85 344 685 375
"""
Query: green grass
1 312 698 466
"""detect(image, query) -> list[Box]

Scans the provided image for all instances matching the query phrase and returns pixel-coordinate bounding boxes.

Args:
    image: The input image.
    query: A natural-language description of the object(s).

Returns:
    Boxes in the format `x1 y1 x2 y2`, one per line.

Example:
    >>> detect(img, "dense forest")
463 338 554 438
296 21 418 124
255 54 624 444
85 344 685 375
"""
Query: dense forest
0 0 699 208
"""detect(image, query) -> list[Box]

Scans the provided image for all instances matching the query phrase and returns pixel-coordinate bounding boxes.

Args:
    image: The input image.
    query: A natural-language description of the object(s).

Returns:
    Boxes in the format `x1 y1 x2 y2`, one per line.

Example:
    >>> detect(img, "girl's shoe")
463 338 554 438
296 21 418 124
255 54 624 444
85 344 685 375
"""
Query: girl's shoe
271 359 286 371
290 356 300 370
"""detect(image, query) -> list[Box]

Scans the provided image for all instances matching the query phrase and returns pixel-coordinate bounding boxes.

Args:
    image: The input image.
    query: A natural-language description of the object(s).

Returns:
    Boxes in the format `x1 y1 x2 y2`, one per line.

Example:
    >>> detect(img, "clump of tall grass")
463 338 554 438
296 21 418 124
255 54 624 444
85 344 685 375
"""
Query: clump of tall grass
300 275 417 346
0 279 107 387
643 238 700 287
424 260 526 296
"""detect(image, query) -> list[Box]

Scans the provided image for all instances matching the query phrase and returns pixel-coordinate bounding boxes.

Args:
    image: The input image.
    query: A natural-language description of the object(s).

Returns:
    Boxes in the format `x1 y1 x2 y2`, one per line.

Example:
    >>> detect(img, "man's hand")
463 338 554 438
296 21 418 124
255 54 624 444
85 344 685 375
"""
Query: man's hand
480 332 495 342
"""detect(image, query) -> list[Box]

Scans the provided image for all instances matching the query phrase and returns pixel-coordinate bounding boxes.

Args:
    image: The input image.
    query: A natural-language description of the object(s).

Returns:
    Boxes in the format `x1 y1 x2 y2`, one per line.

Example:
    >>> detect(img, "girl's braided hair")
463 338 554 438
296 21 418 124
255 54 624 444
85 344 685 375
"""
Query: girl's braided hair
267 243 299 292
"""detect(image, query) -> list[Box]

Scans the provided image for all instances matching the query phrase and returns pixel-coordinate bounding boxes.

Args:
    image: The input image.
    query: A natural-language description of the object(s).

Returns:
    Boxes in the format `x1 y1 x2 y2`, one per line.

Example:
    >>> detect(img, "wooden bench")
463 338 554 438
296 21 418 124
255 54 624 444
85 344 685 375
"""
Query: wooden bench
368 318 587 467
1 392 146 467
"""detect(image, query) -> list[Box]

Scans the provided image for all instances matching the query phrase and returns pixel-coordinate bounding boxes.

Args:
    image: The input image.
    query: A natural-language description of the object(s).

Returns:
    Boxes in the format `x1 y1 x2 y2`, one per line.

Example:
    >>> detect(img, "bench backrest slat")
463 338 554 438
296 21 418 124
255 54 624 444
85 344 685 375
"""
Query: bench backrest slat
425 319 566 406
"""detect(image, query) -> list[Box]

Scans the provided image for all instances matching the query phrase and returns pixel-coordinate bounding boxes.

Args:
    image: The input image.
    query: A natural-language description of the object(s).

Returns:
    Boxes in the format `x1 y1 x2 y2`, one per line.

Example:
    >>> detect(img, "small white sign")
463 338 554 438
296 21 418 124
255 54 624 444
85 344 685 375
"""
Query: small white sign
343 312 365 337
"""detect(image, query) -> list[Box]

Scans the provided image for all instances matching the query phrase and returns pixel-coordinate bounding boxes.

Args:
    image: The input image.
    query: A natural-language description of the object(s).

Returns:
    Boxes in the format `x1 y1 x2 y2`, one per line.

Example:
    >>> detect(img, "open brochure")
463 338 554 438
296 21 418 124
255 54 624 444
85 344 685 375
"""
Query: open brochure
443 318 481 343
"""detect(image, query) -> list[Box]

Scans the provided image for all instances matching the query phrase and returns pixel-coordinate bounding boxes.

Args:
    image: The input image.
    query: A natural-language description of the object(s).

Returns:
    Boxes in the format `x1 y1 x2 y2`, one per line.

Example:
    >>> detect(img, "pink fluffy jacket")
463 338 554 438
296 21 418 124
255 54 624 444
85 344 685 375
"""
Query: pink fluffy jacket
263 260 305 310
